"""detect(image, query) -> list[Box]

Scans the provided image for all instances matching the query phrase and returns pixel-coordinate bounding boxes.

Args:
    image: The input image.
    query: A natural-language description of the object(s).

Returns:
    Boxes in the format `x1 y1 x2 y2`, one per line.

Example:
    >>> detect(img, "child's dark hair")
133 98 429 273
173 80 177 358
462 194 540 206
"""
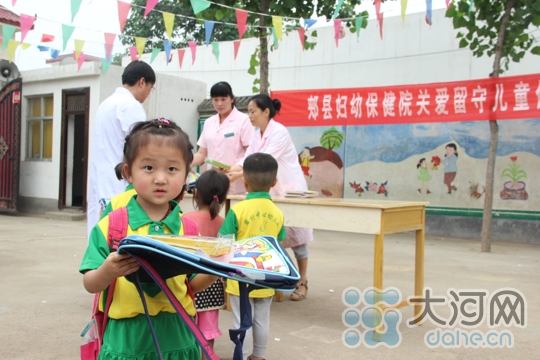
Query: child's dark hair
123 119 194 177
194 170 230 220
248 94 281 119
210 81 236 107
121 60 156 86
417 158 426 169
114 162 126 180
445 143 458 157
243 153 278 192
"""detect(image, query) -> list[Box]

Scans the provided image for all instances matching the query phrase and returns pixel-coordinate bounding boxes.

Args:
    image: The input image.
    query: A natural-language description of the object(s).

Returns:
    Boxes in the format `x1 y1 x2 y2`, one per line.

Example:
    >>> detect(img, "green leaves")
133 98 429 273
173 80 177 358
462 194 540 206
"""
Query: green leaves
532 46 540 55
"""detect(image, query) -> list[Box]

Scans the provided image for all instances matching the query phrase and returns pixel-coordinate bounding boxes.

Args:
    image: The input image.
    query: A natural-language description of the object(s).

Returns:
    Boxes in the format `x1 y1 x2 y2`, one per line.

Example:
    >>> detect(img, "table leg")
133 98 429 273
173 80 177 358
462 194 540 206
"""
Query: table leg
274 291 284 302
413 222 425 325
373 233 384 341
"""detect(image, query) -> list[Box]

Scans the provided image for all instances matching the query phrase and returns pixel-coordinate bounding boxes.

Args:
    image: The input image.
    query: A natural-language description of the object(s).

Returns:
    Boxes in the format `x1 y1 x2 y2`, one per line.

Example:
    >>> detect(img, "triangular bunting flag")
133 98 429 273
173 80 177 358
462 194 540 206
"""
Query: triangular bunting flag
77 53 86 71
129 46 138 61
50 49 60 59
271 28 279 50
188 41 197 64
8 40 19 62
297 27 305 50
304 19 317 28
150 48 160 63
2 25 16 50
144 0 158 17
426 0 433 25
177 49 185 68
37 45 49 52
41 34 55 42
118 1 132 33
401 0 408 24
19 14 36 43
12 0 17 5
204 20 214 46
101 59 111 75
355 17 363 42
104 33 116 61
375 0 383 39
135 37 146 57
272 16 283 41
332 0 344 20
377 12 384 39
211 41 219 63
163 12 175 39
446 0 451 8
62 24 75 51
333 19 341 47
190 0 211 14
71 0 83 22
21 43 31 50
236 9 248 39
233 40 240 59
469 0 474 14
74 39 85 60
163 39 172 65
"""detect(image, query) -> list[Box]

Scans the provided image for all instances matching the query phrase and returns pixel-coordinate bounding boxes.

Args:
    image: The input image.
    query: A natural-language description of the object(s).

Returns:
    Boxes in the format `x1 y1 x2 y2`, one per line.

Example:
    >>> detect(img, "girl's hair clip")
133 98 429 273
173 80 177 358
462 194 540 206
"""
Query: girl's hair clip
157 118 170 125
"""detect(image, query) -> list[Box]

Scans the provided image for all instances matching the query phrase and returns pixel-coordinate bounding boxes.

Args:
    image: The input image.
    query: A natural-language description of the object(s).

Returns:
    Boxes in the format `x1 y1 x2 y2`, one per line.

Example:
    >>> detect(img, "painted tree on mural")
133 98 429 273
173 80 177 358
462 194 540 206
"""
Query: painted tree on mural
122 0 367 94
320 127 345 160
446 0 540 252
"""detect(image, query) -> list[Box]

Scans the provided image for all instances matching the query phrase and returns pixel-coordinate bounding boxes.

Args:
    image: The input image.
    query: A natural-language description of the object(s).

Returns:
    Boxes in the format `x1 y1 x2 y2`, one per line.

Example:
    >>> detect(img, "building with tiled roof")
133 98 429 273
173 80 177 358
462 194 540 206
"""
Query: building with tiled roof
0 4 21 27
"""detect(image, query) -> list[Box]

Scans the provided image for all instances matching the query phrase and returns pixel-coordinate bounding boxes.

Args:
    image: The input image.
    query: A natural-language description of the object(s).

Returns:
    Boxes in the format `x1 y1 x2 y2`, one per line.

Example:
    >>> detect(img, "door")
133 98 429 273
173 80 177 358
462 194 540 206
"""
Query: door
59 88 89 210
0 79 22 213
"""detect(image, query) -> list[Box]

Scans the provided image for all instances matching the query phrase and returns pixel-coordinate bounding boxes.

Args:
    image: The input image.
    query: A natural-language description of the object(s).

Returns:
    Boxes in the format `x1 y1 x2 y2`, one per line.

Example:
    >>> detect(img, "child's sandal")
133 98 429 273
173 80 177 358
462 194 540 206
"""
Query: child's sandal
291 281 308 301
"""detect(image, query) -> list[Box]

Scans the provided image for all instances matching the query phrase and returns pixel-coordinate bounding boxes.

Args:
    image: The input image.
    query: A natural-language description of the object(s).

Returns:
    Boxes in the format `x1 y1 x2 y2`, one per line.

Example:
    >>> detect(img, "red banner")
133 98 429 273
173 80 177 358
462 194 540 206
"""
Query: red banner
272 73 540 127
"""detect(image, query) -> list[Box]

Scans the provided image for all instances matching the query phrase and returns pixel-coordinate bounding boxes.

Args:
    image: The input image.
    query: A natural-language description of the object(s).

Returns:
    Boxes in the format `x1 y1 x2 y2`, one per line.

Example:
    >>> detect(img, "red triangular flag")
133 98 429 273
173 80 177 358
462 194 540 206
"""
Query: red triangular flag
144 0 158 18
375 0 381 18
377 12 384 40
19 14 36 43
12 0 16 5
177 49 185 68
188 41 197 64
78 52 86 71
41 34 55 42
297 27 305 50
118 1 132 33
333 19 341 47
104 33 116 61
235 9 248 39
129 46 138 61
233 40 241 60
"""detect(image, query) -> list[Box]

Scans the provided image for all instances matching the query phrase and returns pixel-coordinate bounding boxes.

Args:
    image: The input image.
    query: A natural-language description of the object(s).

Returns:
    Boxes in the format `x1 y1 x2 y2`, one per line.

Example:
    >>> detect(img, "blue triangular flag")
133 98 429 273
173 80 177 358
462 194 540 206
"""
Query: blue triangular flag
50 49 60 59
37 45 49 52
163 39 172 65
426 0 433 24
204 20 215 47
304 19 317 28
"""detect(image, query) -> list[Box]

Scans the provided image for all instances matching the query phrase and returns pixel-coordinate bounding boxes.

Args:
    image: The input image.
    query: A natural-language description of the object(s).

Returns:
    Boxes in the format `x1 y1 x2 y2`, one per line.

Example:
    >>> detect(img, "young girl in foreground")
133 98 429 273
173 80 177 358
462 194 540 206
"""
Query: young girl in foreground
80 119 216 360
183 170 230 359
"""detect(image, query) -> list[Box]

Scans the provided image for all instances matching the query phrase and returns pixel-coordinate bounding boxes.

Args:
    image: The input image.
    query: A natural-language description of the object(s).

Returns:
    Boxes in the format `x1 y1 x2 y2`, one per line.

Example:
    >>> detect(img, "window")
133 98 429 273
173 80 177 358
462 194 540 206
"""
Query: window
27 96 53 160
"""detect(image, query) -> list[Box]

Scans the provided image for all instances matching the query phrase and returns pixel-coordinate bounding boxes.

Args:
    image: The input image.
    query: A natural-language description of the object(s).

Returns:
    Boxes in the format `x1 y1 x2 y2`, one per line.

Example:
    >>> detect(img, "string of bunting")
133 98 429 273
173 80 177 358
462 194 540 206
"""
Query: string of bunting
3 0 438 73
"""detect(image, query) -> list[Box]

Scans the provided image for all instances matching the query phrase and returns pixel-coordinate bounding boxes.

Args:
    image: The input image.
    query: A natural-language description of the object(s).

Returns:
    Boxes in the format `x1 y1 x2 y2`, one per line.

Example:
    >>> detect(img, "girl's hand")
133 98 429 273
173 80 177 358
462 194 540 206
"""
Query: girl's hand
102 253 140 278
227 171 243 183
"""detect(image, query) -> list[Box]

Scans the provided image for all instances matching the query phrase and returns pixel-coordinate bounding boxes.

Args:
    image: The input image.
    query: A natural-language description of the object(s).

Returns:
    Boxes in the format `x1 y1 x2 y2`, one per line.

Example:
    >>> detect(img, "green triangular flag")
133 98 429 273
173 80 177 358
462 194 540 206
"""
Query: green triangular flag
211 41 219 63
190 0 211 15
332 0 345 20
2 24 16 51
71 0 83 22
355 17 363 42
62 24 76 51
101 59 111 75
150 48 161 64
469 0 474 14
271 28 279 50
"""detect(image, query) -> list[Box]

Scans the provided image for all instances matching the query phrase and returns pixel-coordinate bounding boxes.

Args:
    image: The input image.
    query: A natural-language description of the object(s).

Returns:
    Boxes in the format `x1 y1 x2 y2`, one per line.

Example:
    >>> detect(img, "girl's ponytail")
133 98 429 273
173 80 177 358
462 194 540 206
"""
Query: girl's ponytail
209 195 221 220
194 170 230 220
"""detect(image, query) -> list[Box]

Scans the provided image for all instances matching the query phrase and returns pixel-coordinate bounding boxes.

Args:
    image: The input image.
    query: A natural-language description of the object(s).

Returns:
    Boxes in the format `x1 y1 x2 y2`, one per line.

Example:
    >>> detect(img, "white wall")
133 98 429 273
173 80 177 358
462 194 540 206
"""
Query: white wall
130 9 540 97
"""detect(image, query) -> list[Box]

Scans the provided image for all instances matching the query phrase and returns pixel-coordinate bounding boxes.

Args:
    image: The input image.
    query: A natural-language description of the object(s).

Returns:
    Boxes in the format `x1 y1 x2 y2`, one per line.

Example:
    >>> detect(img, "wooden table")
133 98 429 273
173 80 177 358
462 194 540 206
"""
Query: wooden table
226 195 428 325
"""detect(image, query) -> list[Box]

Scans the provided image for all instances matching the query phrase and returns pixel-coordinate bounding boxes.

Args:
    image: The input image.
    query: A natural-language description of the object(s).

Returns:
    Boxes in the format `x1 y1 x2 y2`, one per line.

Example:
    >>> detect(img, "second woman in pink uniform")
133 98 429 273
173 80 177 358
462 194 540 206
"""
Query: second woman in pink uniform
191 82 254 194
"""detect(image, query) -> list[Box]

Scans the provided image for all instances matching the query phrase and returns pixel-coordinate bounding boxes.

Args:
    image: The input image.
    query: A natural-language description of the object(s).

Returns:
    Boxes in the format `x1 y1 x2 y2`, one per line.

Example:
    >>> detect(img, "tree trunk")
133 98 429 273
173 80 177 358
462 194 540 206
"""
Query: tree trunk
259 0 270 95
480 0 514 253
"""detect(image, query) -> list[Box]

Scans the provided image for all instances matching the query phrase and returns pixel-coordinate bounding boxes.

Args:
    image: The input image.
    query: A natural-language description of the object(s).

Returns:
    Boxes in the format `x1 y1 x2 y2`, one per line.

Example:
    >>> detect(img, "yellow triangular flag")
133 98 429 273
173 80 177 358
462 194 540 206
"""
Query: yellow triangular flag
21 43 32 50
74 39 85 60
163 12 175 40
135 37 146 58
272 16 283 41
8 39 19 62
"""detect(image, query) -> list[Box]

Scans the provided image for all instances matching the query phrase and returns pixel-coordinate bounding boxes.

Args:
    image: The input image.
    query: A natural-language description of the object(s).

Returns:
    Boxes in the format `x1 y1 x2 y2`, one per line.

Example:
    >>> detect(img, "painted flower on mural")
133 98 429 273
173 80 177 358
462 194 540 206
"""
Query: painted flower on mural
362 181 388 196
431 156 441 170
349 181 363 196
500 156 528 201
365 182 378 192
502 156 526 185
378 181 388 197
510 156 517 162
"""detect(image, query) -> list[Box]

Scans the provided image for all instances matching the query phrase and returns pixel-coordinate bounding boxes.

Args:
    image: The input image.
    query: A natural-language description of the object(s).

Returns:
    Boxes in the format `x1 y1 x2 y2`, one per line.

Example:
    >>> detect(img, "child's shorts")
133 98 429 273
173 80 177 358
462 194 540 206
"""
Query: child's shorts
196 309 222 340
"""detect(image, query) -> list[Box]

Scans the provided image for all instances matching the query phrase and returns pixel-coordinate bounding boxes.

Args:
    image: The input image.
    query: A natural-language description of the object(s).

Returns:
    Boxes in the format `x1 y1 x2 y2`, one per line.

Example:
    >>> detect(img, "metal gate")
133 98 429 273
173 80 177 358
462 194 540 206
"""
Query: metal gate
0 78 22 212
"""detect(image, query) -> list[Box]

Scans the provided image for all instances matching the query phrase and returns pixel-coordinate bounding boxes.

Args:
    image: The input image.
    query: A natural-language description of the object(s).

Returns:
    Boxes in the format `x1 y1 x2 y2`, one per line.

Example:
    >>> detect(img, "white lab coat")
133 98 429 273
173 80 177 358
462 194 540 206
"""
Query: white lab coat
86 87 147 236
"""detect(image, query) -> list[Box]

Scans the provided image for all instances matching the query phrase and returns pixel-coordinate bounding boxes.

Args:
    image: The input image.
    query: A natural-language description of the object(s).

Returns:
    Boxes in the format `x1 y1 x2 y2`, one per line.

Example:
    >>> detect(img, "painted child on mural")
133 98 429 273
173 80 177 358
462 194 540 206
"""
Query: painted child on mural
417 158 432 194
300 147 315 178
442 143 458 194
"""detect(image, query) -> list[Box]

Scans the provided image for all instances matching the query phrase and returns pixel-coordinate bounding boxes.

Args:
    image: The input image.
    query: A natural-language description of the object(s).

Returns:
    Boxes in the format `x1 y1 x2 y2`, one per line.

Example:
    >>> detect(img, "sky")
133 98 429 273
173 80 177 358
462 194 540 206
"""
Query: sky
0 0 449 71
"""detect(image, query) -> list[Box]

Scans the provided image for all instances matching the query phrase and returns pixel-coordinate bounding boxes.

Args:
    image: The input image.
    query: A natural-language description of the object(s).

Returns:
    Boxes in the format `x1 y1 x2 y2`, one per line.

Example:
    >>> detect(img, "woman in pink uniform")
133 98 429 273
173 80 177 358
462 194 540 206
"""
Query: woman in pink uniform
228 94 312 301
191 82 254 194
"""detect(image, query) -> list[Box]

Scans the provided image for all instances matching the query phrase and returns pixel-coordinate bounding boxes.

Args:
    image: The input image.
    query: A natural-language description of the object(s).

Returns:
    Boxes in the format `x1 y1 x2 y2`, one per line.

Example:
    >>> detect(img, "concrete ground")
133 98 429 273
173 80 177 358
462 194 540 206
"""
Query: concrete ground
0 214 539 359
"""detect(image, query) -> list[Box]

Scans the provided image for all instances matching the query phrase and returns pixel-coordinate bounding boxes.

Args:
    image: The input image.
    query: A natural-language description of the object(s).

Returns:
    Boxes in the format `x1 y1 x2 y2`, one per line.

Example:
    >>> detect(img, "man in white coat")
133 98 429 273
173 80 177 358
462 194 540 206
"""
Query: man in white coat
86 61 155 236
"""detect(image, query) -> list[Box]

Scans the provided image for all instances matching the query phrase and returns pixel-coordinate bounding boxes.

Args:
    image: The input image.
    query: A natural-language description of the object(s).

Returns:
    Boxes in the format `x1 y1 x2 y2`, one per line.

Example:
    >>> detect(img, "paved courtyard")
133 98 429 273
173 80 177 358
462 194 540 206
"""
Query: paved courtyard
0 214 538 359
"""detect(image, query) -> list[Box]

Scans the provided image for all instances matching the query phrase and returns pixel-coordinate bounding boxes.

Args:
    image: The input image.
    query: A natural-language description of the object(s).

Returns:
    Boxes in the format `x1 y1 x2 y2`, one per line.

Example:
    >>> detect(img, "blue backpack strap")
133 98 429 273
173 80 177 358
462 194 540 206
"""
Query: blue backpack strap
229 283 254 360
